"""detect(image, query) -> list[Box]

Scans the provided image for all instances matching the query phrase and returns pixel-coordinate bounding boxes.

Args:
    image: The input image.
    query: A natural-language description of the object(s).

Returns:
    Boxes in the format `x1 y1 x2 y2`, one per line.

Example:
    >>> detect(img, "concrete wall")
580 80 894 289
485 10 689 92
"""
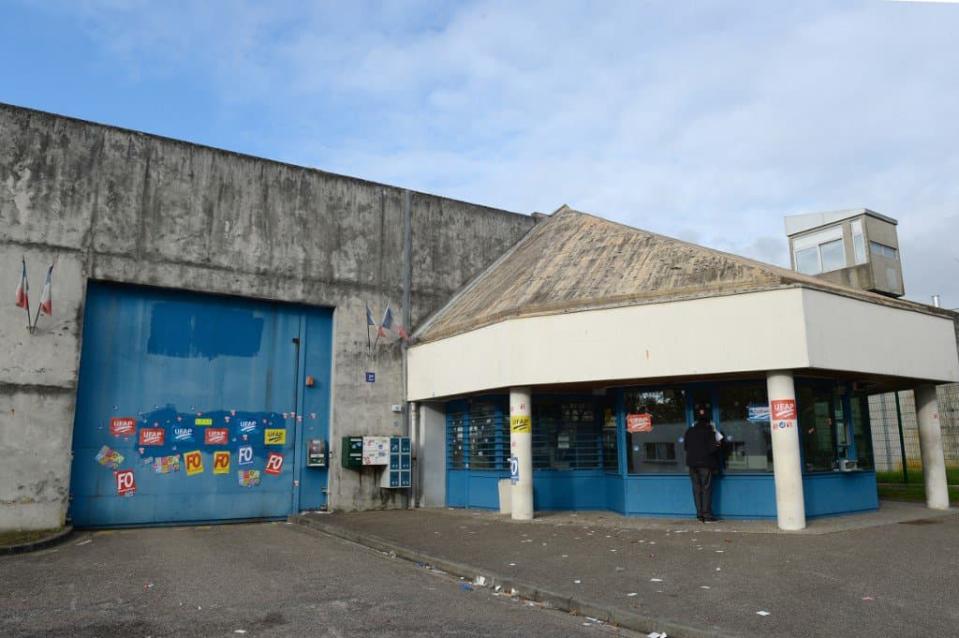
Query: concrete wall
0 103 535 529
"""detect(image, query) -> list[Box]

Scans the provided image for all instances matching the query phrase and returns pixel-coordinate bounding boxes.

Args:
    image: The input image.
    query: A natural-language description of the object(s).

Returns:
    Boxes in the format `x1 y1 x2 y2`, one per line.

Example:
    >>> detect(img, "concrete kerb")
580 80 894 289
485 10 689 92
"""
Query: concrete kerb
0 526 73 556
289 514 737 638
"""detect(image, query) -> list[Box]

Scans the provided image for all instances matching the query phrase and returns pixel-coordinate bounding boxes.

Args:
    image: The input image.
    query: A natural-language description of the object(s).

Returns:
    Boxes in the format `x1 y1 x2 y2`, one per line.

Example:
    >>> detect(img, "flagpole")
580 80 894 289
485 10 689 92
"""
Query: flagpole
21 257 32 334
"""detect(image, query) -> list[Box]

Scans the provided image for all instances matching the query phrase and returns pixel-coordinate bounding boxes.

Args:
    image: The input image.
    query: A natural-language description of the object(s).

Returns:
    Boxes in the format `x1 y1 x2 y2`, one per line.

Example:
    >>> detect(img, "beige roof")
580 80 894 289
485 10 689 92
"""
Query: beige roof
414 206 949 343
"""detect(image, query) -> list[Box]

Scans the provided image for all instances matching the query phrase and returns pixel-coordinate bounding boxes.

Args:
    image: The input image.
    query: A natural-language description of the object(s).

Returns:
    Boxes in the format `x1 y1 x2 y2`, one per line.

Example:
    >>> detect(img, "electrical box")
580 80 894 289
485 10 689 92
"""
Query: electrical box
380 436 412 489
341 436 363 469
307 439 327 467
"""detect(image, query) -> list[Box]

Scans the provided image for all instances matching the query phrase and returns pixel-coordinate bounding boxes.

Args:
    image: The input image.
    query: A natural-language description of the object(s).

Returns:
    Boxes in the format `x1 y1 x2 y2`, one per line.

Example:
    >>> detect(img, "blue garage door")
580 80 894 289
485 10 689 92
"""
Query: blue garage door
69 281 333 527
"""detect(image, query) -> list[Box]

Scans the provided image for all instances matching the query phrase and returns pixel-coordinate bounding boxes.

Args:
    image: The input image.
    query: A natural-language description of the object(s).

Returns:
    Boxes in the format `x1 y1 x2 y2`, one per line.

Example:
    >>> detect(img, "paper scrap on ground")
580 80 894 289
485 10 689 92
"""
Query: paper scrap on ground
756 610 771 616
650 578 663 582
627 592 638 597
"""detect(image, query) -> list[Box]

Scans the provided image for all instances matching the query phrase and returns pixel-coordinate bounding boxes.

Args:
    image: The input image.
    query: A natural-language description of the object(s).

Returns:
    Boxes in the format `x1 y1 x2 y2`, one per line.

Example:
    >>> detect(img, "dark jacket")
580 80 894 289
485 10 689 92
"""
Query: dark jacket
684 421 721 470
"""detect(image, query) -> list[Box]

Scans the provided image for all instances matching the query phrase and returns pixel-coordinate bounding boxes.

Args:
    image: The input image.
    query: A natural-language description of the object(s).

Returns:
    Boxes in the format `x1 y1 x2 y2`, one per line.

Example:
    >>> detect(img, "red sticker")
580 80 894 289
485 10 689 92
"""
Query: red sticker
204 428 229 445
115 469 136 496
138 428 165 446
265 452 284 476
110 417 136 437
626 413 653 433
771 400 797 421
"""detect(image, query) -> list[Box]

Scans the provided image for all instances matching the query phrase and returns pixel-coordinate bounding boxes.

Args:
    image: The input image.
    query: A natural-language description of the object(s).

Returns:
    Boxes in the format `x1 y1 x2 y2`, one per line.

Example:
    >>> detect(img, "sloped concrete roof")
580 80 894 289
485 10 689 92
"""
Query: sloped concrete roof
414 206 948 343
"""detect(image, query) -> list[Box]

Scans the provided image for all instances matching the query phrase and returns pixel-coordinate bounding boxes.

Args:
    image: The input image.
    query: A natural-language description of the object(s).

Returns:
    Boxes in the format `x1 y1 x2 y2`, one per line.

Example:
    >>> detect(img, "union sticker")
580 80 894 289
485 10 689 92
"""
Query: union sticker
213 450 231 474
184 450 204 476
264 429 287 445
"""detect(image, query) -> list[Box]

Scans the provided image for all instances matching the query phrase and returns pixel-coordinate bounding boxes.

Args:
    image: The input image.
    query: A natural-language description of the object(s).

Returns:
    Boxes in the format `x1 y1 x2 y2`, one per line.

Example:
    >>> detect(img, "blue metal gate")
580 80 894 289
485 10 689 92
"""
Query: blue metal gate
69 281 333 527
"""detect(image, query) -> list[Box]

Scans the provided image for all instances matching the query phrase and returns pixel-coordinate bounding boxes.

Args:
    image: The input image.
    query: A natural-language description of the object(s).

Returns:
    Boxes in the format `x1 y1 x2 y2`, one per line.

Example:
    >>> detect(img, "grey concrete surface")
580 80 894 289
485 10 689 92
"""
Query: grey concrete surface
296 506 959 638
0 102 535 529
0 522 639 638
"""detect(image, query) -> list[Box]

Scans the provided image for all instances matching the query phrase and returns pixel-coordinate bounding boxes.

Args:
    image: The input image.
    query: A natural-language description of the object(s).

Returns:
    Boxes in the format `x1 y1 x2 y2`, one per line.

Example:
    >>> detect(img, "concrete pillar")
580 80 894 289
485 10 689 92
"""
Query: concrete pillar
509 387 533 520
767 371 806 531
915 385 949 510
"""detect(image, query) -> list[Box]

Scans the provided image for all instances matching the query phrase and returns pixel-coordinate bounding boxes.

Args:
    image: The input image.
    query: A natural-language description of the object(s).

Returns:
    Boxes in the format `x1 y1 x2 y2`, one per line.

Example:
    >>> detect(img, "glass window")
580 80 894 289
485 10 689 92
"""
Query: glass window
797 384 839 471
795 246 820 275
533 398 601 470
469 400 506 470
851 220 867 264
625 388 687 473
870 241 897 259
447 408 467 470
718 383 772 472
602 404 619 471
819 239 846 272
849 394 874 469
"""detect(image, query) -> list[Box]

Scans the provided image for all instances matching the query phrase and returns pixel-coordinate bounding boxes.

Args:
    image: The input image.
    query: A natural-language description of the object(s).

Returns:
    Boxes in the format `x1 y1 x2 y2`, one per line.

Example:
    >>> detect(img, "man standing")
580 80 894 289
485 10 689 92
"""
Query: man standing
685 405 721 522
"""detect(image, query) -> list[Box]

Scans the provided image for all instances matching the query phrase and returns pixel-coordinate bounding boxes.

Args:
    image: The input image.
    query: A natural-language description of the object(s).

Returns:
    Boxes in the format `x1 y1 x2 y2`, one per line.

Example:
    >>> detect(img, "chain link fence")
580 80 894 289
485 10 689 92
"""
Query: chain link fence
869 383 959 472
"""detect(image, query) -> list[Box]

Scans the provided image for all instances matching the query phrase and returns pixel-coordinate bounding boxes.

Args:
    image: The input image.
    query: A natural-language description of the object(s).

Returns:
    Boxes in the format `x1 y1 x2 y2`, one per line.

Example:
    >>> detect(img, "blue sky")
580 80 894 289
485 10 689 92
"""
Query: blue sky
3 0 958 305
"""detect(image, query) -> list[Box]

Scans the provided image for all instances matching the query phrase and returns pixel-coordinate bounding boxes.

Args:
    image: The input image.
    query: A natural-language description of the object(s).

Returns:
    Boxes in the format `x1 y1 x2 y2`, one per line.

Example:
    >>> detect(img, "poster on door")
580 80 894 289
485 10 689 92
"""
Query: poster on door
115 469 136 496
626 413 653 433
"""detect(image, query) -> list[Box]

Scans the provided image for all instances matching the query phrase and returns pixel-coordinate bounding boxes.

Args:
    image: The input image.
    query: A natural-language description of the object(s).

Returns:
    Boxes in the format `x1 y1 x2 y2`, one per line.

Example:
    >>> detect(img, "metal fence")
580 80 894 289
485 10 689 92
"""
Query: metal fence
869 383 959 471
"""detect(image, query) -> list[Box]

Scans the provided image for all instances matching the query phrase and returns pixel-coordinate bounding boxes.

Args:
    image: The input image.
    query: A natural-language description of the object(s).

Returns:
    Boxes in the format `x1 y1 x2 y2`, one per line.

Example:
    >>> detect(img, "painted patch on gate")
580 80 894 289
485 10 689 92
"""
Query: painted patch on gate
153 454 181 474
115 469 136 496
95 445 124 469
238 470 261 487
237 445 254 466
184 450 204 476
139 428 165 446
110 417 136 437
213 451 231 474
265 452 284 476
771 399 797 421
204 428 229 445
264 428 286 445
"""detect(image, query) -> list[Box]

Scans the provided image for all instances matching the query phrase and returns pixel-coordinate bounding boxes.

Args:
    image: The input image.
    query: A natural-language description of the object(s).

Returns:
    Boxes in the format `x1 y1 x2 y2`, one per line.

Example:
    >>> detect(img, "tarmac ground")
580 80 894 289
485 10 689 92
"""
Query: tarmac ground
0 521 642 638
294 501 959 638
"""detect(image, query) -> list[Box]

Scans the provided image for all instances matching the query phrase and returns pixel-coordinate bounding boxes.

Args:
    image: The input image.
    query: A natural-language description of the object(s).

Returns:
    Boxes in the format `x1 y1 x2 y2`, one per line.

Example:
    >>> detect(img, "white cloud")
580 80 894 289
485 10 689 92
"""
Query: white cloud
19 0 959 305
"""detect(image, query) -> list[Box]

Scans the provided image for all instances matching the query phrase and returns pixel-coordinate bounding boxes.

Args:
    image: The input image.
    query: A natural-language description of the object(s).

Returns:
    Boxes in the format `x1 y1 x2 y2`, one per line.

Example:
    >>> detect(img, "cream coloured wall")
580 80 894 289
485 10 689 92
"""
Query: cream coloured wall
408 288 810 400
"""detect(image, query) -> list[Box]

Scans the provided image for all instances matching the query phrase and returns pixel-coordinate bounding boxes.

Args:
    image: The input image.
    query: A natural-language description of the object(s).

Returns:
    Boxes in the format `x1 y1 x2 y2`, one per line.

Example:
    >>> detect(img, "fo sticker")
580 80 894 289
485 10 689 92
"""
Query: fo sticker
771 399 797 421
95 445 125 469
115 469 136 496
265 452 284 476
213 450 231 474
510 415 531 434
110 417 136 437
139 428 165 446
184 450 204 476
237 445 254 466
264 429 287 446
238 470 261 487
204 428 229 445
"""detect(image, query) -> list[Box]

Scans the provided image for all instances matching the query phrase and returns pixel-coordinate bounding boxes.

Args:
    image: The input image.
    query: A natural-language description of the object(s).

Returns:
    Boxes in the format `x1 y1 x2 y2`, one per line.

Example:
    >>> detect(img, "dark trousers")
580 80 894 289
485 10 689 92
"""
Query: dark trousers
688 467 715 518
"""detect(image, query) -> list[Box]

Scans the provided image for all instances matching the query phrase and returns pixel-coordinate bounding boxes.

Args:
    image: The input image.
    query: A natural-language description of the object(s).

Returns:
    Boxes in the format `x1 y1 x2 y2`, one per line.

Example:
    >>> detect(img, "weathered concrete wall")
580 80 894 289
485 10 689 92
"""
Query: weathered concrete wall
0 103 535 529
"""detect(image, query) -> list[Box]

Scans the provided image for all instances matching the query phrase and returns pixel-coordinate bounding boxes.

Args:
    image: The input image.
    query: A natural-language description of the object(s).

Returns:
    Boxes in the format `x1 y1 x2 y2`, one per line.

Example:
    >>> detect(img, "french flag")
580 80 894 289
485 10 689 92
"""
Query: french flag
15 257 28 309
38 264 53 316
377 305 393 338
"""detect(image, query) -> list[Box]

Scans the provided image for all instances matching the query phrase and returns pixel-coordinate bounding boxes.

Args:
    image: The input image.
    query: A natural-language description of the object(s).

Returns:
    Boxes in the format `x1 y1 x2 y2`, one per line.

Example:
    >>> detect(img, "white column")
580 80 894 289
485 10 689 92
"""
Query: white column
915 385 949 510
767 371 806 531
510 387 533 521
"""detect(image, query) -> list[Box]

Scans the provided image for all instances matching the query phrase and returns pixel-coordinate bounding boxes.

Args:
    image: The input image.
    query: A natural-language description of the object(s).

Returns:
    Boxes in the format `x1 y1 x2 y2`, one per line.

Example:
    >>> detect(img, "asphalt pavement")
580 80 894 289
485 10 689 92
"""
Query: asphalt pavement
295 504 959 638
0 522 641 638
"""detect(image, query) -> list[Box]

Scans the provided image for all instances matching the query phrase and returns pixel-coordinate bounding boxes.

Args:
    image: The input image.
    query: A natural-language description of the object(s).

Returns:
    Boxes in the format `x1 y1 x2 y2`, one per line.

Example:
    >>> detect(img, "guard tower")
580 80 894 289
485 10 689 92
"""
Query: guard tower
784 208 904 297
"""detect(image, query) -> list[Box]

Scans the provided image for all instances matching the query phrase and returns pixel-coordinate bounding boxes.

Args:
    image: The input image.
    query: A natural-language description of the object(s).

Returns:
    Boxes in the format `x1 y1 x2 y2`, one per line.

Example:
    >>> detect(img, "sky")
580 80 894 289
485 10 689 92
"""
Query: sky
2 0 958 306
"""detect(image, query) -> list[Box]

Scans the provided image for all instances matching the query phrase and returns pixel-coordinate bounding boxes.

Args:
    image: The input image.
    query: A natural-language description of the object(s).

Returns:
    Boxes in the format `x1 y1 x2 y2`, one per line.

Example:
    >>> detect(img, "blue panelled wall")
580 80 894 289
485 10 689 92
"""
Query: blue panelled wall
445 380 879 519
70 281 333 527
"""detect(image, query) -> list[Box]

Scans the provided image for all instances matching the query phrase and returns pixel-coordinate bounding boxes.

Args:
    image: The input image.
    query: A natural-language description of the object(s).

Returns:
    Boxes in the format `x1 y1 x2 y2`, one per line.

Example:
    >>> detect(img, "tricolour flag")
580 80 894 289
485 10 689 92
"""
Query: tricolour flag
366 304 376 328
39 264 53 316
15 257 29 309
377 304 394 338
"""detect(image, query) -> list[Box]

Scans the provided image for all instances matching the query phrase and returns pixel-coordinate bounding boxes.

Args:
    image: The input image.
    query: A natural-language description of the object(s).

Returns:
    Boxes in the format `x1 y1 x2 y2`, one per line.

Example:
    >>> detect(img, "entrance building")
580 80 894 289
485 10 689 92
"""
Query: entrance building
408 208 959 530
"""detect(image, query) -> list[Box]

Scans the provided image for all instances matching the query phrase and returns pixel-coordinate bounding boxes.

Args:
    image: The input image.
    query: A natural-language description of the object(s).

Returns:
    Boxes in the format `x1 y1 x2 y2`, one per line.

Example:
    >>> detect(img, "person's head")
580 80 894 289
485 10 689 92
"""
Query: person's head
695 404 709 424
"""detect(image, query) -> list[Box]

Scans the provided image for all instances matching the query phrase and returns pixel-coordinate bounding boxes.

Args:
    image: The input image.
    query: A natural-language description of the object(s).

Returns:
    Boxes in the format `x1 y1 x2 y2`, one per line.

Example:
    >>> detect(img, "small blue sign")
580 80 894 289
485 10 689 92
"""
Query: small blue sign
365 372 375 383
509 456 519 485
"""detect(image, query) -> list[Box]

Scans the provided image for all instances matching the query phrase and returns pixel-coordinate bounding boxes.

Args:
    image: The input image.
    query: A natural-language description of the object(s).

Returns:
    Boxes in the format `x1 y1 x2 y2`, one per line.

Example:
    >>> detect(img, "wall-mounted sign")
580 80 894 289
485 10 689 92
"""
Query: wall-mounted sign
265 452 284 475
237 445 254 466
307 439 327 467
184 450 204 476
213 451 231 474
365 372 376 383
626 413 653 433
195 417 213 426
204 428 229 445
110 417 136 437
747 404 770 423
139 428 165 446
